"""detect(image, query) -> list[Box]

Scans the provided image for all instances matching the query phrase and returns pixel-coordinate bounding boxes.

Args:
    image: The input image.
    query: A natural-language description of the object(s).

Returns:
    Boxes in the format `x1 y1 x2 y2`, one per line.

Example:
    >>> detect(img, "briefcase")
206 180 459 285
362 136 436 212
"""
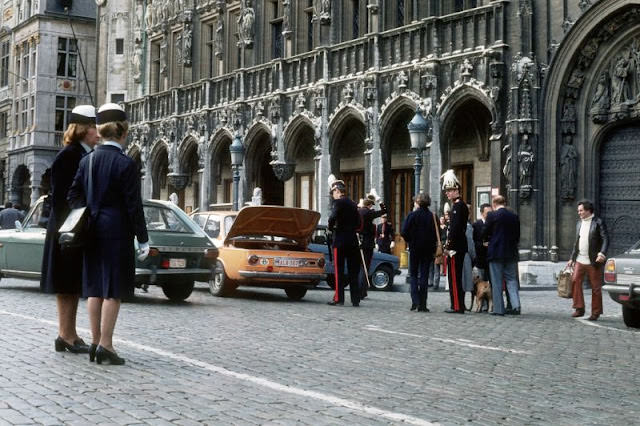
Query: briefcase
557 267 573 298
58 207 89 249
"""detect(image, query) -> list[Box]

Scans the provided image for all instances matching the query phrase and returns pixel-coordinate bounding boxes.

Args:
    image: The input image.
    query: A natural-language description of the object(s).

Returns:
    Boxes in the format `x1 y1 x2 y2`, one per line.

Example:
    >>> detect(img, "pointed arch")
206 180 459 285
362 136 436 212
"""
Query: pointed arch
282 113 315 163
327 104 366 154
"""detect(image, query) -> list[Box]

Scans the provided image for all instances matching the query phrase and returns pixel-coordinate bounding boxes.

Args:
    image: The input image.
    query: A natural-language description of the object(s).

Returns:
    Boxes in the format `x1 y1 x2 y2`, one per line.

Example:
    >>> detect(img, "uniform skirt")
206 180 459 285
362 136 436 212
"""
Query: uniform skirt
83 238 135 299
40 229 83 294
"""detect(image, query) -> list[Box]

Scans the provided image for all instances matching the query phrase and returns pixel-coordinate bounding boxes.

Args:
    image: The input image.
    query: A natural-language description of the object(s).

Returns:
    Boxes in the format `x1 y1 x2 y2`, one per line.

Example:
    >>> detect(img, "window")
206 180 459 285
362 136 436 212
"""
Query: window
110 93 125 104
115 38 124 55
29 95 34 129
21 43 29 80
272 21 283 59
204 22 215 78
397 0 405 26
24 0 32 19
0 112 7 138
0 41 9 86
30 44 36 76
151 41 161 93
54 96 76 131
20 98 28 131
306 8 313 51
353 0 360 39
57 38 77 78
454 0 464 12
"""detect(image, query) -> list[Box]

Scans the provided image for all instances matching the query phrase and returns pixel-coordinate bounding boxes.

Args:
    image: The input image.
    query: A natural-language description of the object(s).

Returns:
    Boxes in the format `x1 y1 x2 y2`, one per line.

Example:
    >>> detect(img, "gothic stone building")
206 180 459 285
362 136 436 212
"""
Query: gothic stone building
0 0 95 208
96 0 640 260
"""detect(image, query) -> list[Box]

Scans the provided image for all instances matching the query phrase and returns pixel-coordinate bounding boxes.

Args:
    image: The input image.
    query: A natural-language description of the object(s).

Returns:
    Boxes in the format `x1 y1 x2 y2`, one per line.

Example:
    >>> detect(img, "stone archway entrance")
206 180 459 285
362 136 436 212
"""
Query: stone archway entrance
284 120 316 210
331 117 366 202
151 146 169 200
441 98 492 221
599 124 640 255
180 142 200 213
12 165 31 209
210 136 232 205
247 131 284 206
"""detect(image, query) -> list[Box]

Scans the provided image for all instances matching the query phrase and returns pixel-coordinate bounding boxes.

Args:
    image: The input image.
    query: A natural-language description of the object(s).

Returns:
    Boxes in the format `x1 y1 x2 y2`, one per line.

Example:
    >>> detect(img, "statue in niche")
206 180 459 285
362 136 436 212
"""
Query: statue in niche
237 0 255 47
319 0 331 24
214 17 224 58
132 42 143 82
518 135 534 187
611 54 631 105
141 144 148 165
559 134 578 200
502 144 511 185
364 106 374 143
160 37 168 74
175 34 183 65
283 0 290 33
135 2 143 30
632 40 640 98
251 187 263 206
176 0 185 14
146 0 154 28
561 100 576 134
183 25 193 66
590 70 610 114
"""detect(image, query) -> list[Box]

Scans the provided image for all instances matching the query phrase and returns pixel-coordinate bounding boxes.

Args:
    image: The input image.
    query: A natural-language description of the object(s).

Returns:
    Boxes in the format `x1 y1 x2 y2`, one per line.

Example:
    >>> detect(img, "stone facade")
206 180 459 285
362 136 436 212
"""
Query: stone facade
0 0 95 209
95 0 640 260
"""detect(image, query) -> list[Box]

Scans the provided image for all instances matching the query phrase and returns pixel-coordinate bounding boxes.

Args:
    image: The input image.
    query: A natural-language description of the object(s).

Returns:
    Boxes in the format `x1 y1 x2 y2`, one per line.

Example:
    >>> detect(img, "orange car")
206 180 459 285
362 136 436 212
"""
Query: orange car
200 206 326 300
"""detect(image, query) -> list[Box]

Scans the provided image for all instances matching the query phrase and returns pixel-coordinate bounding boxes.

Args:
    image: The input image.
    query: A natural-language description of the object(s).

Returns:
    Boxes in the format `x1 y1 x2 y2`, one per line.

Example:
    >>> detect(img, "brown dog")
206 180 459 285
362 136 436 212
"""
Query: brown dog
473 276 492 313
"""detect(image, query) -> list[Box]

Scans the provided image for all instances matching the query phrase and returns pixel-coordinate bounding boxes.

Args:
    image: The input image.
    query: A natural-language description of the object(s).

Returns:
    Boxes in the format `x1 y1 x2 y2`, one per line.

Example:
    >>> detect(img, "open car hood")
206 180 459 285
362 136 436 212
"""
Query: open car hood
224 206 320 247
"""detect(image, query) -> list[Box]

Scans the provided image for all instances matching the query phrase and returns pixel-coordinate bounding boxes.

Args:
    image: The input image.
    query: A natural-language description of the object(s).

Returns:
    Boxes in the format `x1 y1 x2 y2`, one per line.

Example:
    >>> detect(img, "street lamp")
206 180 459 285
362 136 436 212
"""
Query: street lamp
230 134 245 211
407 107 430 196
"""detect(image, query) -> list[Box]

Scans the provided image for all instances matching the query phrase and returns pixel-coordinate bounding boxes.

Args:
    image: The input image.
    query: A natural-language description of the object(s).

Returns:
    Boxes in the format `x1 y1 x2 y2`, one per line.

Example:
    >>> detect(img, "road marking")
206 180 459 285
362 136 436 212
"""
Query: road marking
576 318 640 333
363 324 530 354
0 309 436 426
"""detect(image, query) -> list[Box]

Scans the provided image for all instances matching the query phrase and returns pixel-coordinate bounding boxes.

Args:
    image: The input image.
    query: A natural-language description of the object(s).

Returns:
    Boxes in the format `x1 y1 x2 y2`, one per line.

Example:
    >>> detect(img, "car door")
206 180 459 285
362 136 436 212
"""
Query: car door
3 200 46 275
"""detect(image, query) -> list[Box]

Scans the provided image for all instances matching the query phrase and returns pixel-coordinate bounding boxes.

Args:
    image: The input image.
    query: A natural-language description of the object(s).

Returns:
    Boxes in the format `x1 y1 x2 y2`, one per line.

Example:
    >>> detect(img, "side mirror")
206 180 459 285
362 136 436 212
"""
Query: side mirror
14 220 23 232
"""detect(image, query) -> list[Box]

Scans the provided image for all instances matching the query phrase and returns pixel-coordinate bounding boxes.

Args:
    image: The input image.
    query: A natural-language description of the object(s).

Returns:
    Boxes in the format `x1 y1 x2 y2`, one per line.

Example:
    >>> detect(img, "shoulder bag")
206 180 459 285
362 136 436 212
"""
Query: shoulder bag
433 212 444 265
59 153 94 249
557 266 573 298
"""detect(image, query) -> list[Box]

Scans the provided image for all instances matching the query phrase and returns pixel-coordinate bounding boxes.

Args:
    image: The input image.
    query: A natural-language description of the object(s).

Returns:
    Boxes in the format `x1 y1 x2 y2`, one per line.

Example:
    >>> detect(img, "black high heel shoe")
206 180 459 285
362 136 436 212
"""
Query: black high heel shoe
54 336 90 354
89 344 98 362
95 346 125 365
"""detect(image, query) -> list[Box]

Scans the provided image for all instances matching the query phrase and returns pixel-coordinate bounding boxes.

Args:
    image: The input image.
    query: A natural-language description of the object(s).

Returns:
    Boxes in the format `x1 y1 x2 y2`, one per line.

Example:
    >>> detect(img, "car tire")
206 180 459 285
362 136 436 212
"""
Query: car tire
326 274 336 290
622 305 640 328
284 287 307 300
209 260 235 297
371 265 393 291
162 280 194 301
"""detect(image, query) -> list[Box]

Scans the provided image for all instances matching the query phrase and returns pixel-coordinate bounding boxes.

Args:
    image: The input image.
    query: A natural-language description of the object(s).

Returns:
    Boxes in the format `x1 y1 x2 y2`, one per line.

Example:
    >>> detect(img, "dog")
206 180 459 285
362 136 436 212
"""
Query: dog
473 276 492 313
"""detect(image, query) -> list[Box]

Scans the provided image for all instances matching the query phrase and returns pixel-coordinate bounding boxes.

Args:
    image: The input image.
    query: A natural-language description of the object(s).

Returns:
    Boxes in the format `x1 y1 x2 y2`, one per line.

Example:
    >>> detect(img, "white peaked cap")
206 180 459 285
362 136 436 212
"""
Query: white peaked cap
96 102 127 124
69 105 96 124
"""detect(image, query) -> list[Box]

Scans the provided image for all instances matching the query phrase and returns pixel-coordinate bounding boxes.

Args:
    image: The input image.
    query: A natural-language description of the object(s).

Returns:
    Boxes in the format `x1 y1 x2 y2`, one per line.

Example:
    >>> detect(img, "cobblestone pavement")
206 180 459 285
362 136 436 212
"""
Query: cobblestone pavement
0 278 638 425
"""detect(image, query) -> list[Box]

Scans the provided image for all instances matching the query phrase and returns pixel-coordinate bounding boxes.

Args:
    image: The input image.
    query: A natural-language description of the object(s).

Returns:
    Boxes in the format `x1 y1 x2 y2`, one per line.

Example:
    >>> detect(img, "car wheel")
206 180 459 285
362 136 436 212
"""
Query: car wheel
326 274 336 290
284 287 307 300
622 305 640 328
209 260 235 297
161 280 194 301
371 265 393 291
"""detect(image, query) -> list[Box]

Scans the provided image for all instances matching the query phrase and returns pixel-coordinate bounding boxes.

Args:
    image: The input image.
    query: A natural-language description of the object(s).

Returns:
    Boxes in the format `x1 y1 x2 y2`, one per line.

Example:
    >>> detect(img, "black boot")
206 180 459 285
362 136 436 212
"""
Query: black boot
417 292 428 312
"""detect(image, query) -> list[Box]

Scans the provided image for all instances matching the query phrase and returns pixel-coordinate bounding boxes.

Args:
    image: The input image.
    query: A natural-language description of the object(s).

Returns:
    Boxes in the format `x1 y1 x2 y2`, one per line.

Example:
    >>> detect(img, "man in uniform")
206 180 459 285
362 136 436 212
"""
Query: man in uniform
358 195 387 299
327 178 361 307
441 170 468 314
375 214 394 254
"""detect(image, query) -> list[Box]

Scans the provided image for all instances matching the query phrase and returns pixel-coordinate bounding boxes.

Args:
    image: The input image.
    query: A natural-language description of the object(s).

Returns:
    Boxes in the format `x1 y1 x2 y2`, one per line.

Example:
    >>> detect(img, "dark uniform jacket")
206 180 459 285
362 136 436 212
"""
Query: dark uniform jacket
483 207 520 262
401 207 437 254
328 197 360 249
445 199 469 254
358 206 386 249
472 219 489 269
0 208 24 229
570 216 609 266
376 221 394 252
40 142 87 294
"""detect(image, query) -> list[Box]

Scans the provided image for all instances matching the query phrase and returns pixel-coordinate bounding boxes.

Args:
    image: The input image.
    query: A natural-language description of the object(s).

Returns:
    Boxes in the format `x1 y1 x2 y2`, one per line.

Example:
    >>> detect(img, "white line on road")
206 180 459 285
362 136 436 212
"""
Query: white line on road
0 309 436 426
576 318 640 333
363 324 530 354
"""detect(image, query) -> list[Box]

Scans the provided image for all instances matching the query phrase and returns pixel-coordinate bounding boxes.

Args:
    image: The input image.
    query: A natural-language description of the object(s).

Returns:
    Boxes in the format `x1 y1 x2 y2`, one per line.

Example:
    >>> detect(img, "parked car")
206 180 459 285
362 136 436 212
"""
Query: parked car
0 197 218 301
193 207 326 300
603 240 640 328
308 225 401 291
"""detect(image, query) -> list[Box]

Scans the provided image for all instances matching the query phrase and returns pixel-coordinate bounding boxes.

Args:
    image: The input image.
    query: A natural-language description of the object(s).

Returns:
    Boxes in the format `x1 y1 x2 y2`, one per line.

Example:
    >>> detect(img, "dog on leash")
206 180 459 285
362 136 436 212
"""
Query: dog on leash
473 276 492 313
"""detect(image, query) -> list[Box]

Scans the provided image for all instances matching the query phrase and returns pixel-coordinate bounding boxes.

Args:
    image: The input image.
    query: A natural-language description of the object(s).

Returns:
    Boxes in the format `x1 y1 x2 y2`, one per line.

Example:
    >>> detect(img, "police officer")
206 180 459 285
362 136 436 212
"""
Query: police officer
441 170 468 314
357 195 386 298
327 177 361 307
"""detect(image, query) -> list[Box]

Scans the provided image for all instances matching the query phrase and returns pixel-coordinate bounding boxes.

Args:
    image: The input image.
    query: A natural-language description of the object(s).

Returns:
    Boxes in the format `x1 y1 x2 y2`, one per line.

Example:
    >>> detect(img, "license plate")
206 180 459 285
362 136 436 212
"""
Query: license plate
275 258 299 267
169 258 186 268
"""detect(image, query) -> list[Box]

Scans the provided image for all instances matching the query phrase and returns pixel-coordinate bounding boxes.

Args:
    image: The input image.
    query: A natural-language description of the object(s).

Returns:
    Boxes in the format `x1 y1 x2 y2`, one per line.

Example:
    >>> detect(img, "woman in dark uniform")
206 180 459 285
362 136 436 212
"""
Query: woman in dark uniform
41 105 97 354
68 103 149 365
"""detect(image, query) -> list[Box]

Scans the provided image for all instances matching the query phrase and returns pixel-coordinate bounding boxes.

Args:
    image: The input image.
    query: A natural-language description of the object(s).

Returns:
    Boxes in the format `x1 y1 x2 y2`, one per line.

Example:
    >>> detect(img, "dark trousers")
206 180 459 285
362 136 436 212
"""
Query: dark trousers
447 251 465 312
359 246 373 297
409 250 432 307
332 245 361 306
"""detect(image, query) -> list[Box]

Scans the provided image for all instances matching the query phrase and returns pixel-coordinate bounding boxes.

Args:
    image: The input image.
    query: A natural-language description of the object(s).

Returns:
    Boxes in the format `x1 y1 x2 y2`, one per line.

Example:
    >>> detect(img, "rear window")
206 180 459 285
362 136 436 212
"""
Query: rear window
144 205 191 233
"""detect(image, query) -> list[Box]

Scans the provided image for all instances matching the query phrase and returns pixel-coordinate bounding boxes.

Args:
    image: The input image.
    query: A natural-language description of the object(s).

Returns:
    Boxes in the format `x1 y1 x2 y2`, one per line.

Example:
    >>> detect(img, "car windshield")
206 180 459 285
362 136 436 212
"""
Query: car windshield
23 200 46 229
144 205 191 232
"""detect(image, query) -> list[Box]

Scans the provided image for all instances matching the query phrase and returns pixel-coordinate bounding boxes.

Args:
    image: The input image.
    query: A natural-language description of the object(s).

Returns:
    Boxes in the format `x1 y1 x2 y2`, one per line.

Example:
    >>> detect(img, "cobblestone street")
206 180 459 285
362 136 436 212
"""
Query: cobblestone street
0 278 638 425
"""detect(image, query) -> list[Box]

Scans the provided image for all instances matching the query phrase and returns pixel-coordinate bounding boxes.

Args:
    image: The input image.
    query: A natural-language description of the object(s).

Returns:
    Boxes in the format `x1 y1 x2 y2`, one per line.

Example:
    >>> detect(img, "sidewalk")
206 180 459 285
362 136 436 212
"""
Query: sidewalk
392 260 563 293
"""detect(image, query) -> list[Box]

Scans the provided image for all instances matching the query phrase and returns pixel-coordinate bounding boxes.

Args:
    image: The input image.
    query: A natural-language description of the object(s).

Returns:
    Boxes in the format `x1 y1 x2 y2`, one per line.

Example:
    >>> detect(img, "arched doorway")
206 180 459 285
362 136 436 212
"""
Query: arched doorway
246 129 284 206
180 139 200 213
12 165 31 209
599 124 640 255
440 97 492 221
210 134 232 205
330 115 366 202
284 118 316 210
128 148 143 194
151 144 169 200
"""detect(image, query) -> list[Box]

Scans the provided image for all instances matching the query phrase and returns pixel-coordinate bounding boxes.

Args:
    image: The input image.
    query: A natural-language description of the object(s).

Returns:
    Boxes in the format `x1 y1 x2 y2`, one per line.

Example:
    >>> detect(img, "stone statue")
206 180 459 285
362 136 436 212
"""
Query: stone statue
237 0 255 47
214 17 224 58
502 143 511 184
146 0 154 28
365 106 374 142
251 187 263 206
320 0 331 23
160 37 168 74
518 135 534 187
561 100 576 134
175 34 183 65
169 192 179 205
183 25 192 66
132 42 143 82
197 140 205 169
135 2 143 30
611 55 631 105
559 135 578 200
283 0 290 33
140 144 148 165
591 70 610 113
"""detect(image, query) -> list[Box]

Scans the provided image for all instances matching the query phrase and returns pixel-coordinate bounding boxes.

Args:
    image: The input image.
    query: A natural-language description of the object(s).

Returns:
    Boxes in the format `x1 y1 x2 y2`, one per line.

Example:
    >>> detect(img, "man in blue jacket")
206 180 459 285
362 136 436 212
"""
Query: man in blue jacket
483 195 521 316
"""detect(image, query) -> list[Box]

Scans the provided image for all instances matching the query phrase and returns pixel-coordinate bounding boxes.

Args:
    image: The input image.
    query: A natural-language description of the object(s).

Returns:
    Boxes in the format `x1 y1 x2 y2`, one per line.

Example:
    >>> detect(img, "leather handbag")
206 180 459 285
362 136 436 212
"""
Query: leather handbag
59 153 94 249
557 266 573 298
433 212 444 265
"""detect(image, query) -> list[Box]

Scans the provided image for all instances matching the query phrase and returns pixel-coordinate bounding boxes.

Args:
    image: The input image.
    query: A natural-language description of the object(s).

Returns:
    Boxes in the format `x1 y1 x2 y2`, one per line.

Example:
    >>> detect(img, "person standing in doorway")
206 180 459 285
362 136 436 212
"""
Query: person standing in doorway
68 103 149 365
375 213 395 254
567 199 609 321
41 105 98 354
441 170 468 314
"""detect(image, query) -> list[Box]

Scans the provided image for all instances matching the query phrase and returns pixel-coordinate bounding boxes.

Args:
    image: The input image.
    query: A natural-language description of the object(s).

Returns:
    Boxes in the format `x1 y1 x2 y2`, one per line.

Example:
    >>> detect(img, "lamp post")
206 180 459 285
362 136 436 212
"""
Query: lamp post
407 107 430 196
230 134 245 211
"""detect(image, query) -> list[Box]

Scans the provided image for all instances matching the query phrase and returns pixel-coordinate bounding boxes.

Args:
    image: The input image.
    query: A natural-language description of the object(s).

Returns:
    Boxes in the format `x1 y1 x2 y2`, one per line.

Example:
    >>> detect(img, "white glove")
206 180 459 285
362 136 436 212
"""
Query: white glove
390 241 395 249
137 242 150 261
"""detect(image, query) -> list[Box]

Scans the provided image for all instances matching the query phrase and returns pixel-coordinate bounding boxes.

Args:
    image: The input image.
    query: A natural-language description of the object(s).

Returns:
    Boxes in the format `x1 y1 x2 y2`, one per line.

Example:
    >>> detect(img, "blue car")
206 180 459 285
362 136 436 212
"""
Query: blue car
308 225 401 291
